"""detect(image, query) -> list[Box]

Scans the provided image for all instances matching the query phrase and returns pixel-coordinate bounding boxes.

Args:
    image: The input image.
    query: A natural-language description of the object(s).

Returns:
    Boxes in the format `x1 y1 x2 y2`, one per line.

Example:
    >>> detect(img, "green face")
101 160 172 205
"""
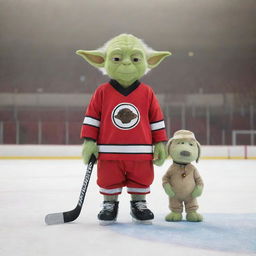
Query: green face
76 34 171 88
105 38 147 86
170 139 199 164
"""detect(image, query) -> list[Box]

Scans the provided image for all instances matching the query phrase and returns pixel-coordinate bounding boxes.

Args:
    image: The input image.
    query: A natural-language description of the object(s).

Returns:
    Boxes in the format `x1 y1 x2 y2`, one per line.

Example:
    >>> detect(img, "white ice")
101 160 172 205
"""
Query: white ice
0 159 256 256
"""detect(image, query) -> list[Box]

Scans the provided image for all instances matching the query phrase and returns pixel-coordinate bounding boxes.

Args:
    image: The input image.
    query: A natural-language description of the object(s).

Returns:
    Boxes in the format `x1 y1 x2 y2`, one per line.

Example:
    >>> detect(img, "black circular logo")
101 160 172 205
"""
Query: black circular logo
111 103 140 130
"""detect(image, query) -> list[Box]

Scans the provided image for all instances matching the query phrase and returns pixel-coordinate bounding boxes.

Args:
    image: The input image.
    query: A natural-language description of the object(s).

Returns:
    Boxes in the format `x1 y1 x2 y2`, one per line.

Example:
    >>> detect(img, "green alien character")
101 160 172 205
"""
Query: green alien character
77 34 171 225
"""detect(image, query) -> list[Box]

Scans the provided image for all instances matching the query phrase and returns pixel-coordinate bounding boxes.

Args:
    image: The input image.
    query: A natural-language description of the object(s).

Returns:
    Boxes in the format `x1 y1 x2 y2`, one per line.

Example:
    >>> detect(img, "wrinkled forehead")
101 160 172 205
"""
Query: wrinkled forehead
107 37 145 53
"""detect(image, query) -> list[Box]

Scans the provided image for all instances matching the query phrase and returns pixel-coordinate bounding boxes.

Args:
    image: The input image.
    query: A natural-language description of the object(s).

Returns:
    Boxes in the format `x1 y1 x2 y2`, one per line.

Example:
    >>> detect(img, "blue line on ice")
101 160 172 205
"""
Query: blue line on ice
108 213 256 253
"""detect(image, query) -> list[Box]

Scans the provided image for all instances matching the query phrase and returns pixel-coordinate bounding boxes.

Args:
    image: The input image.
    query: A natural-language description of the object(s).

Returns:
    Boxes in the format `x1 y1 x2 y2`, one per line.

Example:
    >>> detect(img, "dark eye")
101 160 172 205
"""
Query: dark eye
112 57 121 62
189 143 193 146
181 142 184 144
133 57 140 62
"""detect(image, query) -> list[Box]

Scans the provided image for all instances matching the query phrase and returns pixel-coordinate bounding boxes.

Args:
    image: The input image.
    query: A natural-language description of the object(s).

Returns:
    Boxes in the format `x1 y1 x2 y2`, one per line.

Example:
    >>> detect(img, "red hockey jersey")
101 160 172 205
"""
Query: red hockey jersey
81 80 167 160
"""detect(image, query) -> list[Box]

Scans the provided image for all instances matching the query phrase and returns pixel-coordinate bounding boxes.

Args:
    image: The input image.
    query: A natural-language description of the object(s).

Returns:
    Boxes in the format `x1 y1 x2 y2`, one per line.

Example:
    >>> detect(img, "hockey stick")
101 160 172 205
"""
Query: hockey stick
45 154 97 225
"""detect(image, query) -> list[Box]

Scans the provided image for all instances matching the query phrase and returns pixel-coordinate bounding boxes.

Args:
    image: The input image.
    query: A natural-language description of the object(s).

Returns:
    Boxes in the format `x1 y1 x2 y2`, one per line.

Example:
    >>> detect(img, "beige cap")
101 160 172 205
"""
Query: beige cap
171 130 197 141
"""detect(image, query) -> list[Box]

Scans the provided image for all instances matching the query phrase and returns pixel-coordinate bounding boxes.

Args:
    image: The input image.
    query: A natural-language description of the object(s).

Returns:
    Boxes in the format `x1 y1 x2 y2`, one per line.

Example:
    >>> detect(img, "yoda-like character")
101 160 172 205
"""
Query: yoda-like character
77 34 171 225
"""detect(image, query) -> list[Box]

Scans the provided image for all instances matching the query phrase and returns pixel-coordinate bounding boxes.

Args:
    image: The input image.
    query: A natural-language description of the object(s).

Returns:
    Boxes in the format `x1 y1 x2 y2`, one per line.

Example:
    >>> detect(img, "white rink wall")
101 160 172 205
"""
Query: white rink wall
0 145 256 159
0 145 82 159
203 145 256 159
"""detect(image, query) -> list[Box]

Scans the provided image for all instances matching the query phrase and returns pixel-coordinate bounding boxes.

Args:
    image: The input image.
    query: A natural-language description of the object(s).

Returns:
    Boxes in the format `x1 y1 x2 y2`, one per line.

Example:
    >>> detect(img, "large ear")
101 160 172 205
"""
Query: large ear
147 51 171 69
196 141 201 163
166 138 173 156
76 50 105 68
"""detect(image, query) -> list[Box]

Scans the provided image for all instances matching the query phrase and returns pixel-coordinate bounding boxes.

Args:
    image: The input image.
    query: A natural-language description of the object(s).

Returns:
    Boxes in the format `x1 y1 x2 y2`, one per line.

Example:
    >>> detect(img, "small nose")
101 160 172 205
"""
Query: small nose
180 151 191 157
122 58 131 65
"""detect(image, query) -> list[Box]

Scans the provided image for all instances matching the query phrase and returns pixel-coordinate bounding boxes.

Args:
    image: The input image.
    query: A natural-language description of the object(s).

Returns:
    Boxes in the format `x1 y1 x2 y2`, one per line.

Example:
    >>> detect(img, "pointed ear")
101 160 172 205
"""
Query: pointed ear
196 141 201 163
76 50 105 68
147 51 171 69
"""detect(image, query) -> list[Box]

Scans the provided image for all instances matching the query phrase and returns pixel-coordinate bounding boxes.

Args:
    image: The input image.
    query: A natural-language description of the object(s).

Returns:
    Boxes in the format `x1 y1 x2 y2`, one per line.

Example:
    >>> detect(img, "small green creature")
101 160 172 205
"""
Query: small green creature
77 34 171 225
162 130 204 222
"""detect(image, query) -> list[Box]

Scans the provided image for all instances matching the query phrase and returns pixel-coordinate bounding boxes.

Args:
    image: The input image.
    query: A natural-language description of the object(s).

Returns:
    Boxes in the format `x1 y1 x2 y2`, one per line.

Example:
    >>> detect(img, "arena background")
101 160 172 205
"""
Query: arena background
1 2 256 256
0 0 256 145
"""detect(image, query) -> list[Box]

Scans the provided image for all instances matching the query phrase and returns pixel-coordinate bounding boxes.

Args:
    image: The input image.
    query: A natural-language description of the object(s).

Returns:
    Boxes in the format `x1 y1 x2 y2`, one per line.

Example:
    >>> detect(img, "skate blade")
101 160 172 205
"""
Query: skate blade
132 217 152 225
99 219 117 226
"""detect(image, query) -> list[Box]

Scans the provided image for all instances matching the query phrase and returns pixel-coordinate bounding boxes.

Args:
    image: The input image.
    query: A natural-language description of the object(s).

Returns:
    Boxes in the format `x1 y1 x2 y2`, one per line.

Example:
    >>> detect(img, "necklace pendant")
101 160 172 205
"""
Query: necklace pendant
181 173 186 178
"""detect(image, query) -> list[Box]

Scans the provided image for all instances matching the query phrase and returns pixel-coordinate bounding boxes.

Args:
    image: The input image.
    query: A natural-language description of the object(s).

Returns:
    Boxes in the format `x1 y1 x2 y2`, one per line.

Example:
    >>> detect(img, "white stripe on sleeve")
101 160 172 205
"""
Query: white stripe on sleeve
83 116 100 127
150 120 165 131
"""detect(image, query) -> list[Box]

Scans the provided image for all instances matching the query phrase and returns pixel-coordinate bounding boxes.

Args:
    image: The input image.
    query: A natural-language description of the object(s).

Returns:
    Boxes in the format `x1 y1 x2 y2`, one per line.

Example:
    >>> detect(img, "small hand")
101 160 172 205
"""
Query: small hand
191 185 203 198
163 183 175 197
153 142 167 166
82 140 98 164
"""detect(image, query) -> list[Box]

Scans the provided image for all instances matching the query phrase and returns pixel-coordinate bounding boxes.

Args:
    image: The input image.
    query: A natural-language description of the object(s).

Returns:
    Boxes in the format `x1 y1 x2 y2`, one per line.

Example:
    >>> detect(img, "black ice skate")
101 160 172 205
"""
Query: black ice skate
130 200 154 224
98 201 119 225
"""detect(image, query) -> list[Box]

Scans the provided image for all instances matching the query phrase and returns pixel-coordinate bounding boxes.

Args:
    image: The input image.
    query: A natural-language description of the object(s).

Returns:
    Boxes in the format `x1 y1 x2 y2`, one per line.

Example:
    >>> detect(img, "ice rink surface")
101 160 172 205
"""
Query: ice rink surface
0 159 255 256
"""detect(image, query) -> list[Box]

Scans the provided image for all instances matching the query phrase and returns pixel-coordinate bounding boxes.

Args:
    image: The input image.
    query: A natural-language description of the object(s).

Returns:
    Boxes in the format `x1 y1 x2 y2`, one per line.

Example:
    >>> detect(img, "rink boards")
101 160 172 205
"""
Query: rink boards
0 145 256 159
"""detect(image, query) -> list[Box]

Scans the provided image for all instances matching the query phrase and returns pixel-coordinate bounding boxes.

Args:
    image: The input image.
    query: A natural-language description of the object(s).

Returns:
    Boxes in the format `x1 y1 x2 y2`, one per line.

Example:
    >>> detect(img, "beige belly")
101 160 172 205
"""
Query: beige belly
171 176 196 200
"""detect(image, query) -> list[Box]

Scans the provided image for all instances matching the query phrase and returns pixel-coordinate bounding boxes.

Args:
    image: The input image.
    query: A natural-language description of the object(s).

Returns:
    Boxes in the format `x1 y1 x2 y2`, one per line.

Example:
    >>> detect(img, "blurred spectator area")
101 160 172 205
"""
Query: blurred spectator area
1 0 256 145
1 54 256 95
0 92 255 145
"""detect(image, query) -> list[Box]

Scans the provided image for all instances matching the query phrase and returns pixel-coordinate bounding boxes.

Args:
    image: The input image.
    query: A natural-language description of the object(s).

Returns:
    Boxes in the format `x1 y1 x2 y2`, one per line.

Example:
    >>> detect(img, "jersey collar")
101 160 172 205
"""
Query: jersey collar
109 79 141 96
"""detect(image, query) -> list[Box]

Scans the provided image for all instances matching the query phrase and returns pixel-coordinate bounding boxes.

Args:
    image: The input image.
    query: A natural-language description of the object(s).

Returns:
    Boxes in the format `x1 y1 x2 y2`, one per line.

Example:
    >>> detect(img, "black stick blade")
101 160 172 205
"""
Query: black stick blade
45 206 81 225
45 205 81 225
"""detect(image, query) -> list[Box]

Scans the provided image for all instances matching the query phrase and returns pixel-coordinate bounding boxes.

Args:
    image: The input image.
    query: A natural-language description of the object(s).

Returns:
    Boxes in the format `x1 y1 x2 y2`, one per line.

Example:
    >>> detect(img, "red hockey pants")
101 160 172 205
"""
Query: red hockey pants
97 160 154 195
